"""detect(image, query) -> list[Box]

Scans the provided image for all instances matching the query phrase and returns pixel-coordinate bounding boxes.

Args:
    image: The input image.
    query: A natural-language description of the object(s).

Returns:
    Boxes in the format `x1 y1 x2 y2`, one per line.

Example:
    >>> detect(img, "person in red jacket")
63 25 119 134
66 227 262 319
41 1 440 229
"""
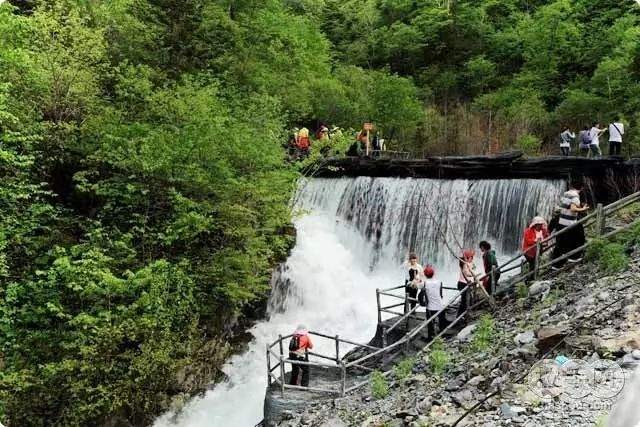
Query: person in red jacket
288 325 313 387
522 216 549 279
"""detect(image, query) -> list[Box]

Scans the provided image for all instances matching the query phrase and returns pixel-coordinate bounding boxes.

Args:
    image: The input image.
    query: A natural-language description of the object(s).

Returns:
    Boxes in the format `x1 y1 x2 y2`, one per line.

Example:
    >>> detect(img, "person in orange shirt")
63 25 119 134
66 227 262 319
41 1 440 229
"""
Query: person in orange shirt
288 325 314 387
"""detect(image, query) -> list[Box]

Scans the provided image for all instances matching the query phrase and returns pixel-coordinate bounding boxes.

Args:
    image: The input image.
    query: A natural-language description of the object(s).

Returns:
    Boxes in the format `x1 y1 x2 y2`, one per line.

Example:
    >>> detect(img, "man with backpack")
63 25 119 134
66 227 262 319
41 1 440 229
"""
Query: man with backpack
288 325 313 387
608 119 625 156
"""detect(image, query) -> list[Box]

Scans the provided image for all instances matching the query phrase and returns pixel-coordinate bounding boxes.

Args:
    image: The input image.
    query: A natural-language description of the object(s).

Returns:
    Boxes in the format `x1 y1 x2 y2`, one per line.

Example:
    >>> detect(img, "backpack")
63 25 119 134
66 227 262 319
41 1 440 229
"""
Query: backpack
418 289 428 307
289 335 300 352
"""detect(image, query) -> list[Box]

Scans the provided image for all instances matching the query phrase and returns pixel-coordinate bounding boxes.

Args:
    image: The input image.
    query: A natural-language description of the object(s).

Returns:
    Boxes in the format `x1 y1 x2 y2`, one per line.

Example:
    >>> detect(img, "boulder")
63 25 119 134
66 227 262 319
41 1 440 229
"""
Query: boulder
452 389 475 409
536 327 568 353
456 324 477 342
598 331 640 355
515 331 536 345
500 403 517 419
528 281 551 297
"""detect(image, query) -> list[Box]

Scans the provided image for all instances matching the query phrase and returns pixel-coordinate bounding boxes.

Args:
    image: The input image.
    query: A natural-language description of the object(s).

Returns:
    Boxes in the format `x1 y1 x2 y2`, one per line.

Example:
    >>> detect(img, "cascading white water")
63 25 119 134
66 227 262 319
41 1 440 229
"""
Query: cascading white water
154 177 564 427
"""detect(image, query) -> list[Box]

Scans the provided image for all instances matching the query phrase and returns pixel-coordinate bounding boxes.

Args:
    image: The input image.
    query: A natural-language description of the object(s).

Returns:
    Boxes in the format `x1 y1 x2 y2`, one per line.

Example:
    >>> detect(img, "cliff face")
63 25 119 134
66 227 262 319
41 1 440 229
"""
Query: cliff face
276 235 640 427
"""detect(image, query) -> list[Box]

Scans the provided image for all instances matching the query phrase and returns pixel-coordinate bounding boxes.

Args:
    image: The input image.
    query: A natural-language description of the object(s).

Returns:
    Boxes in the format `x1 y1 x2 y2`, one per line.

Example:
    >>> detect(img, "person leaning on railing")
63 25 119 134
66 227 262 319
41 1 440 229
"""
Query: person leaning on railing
552 182 589 270
288 325 313 387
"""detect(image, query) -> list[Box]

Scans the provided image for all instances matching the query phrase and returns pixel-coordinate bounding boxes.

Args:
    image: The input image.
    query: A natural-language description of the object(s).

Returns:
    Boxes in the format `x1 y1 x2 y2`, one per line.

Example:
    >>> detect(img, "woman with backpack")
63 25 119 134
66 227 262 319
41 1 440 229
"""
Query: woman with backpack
578 126 591 156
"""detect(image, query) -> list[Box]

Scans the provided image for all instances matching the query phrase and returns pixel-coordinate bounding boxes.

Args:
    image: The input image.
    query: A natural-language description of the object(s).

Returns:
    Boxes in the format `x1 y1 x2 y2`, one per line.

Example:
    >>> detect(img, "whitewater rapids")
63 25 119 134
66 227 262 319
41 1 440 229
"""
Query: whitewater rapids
155 177 564 427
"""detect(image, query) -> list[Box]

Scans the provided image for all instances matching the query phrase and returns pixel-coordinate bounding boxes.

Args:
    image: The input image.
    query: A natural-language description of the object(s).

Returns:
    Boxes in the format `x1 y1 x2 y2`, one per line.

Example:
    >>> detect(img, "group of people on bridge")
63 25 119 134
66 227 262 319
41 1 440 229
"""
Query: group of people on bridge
559 120 625 157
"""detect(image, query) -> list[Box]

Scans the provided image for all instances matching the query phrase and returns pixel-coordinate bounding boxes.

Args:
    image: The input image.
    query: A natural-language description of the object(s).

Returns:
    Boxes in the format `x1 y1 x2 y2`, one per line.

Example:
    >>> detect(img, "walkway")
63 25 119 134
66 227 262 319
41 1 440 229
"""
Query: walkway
264 190 640 407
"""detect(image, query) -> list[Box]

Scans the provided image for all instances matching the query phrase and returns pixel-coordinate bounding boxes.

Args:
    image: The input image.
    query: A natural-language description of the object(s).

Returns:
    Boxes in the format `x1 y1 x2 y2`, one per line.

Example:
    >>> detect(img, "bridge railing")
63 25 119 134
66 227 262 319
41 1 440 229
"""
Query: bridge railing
266 331 379 396
268 190 640 398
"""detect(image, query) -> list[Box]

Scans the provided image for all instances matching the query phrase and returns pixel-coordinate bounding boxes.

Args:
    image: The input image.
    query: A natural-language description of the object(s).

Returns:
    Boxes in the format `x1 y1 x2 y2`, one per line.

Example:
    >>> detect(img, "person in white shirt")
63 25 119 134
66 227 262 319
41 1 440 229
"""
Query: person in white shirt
422 266 449 339
588 122 607 157
559 127 575 156
608 120 625 156
402 253 424 312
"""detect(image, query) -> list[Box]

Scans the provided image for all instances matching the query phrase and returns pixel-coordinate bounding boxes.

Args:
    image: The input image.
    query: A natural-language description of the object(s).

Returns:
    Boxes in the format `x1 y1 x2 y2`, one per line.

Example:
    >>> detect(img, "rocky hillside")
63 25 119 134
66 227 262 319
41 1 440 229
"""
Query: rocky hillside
278 232 640 427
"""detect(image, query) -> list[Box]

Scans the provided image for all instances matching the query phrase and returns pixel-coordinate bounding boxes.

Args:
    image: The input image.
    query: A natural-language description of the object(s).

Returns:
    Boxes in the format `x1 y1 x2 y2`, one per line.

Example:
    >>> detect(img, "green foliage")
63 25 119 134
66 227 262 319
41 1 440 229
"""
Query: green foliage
393 356 415 381
516 134 542 157
470 314 497 352
516 282 529 299
428 338 450 376
370 370 389 399
586 239 629 274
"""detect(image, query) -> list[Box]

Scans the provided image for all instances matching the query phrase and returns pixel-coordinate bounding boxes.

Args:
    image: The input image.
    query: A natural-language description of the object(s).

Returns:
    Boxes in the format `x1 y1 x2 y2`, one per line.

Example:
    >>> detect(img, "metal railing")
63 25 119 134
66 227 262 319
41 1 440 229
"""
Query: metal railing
268 190 640 398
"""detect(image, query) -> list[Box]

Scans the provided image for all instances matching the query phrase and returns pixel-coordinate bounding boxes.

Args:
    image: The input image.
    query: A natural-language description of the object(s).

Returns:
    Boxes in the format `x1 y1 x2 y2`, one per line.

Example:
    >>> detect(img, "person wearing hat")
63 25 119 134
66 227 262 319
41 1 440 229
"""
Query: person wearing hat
288 325 313 387
423 266 448 339
522 216 549 279
456 249 476 321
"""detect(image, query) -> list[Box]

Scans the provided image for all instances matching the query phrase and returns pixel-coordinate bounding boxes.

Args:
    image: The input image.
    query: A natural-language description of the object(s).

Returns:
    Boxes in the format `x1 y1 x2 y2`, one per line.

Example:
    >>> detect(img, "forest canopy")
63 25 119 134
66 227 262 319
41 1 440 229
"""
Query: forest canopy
1 0 639 426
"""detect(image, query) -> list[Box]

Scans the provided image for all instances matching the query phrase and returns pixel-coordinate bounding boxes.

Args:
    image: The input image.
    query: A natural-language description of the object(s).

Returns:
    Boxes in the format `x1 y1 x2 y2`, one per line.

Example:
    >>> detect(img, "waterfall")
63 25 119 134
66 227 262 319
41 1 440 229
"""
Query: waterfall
154 177 564 427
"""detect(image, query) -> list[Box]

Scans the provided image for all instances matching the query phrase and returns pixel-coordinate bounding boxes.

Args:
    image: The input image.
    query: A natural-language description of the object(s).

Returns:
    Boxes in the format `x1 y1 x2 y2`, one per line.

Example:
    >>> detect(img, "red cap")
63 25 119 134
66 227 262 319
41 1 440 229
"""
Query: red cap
424 266 435 277
462 249 475 259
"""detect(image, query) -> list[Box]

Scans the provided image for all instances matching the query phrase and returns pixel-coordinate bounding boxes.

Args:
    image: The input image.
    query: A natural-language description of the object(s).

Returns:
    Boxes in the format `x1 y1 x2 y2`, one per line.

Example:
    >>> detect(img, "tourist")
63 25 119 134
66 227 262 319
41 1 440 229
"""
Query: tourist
295 127 311 158
588 122 607 157
456 249 476 321
317 124 330 141
356 128 370 156
578 126 591 156
559 127 575 156
608 119 625 156
403 253 424 312
423 266 448 339
479 241 500 295
552 182 589 270
522 216 549 279
288 325 313 387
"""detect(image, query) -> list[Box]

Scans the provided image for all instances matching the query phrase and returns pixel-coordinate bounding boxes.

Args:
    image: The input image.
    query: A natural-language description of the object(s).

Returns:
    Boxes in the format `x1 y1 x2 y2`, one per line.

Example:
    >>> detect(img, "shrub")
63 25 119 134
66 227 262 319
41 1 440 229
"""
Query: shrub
370 370 389 399
516 282 528 299
428 338 450 376
394 357 416 381
470 314 496 352
516 134 541 156
586 239 629 273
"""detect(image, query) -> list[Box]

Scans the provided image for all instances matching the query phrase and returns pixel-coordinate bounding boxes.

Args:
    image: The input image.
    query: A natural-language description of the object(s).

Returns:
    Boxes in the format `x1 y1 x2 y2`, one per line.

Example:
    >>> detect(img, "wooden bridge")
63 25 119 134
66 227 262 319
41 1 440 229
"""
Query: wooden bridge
263 189 640 423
